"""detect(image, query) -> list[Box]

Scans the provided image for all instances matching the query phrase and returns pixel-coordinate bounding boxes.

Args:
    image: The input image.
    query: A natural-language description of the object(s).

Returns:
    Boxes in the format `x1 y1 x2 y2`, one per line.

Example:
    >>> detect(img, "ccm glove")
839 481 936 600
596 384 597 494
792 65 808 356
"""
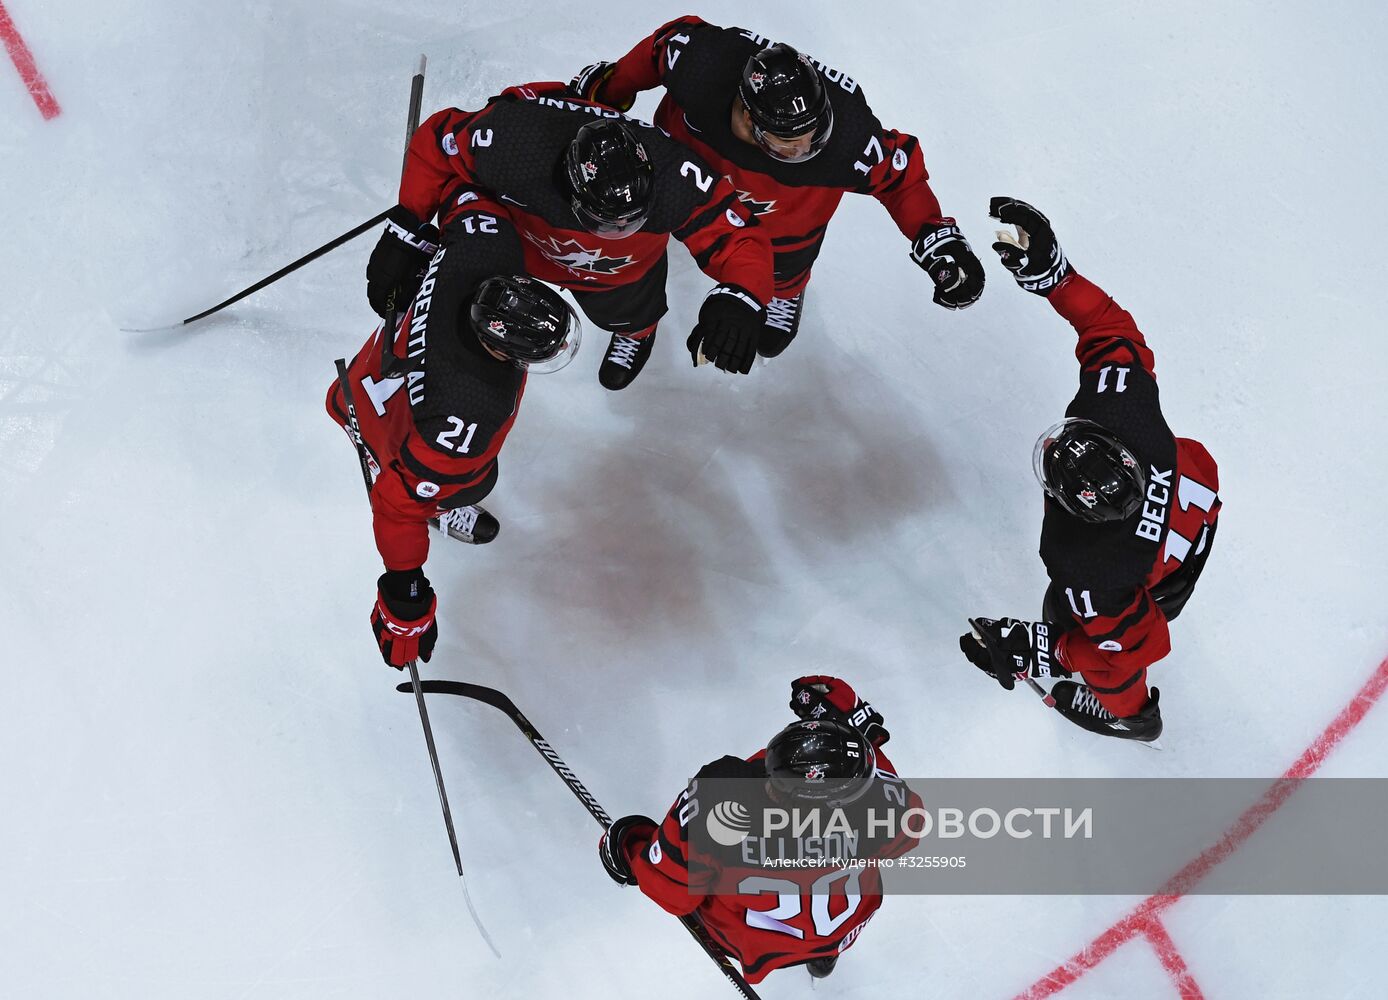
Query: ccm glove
790 675 891 748
599 814 657 886
687 283 764 374
366 205 440 318
371 568 438 668
988 196 1072 296
569 61 633 111
960 616 1069 691
910 222 985 309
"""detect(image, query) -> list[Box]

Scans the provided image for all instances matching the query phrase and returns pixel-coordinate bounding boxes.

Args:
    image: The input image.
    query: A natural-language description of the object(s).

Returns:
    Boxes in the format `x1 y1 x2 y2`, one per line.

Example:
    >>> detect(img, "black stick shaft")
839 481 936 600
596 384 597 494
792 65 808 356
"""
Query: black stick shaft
402 680 764 1000
179 53 426 328
334 352 464 877
333 55 468 881
402 55 426 179
406 659 464 876
379 54 429 370
1018 673 1057 707
180 210 390 325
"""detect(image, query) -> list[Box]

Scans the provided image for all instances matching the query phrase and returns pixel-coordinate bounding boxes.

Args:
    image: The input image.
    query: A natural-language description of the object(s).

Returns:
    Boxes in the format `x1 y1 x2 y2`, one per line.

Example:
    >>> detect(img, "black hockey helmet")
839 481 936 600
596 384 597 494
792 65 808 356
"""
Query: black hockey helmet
738 43 834 163
765 719 875 806
562 120 653 239
468 275 581 373
1033 418 1147 523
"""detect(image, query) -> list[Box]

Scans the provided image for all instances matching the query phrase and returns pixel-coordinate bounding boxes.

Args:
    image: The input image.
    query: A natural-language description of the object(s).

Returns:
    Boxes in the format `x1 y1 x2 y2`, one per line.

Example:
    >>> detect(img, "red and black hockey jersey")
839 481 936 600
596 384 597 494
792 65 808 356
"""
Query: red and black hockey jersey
326 206 531 571
623 748 923 983
1041 274 1221 711
600 16 951 292
398 82 772 304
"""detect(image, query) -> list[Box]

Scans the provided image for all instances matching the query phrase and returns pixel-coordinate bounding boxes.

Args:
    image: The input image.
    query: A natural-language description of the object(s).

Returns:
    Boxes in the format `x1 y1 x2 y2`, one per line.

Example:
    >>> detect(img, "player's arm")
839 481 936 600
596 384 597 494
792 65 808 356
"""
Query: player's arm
599 776 719 916
869 752 926 861
865 124 982 309
960 585 1171 695
676 175 774 303
570 15 710 111
859 125 947 237
365 106 484 317
399 107 483 221
369 432 505 570
673 167 775 376
988 196 1158 376
363 411 511 669
1053 583 1172 692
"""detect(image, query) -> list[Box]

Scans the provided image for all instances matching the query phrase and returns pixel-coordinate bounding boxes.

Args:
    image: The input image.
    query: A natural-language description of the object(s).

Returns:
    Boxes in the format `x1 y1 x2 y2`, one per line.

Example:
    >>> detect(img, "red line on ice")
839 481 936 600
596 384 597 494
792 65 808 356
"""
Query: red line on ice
0 1 60 120
1143 918 1207 999
1011 653 1388 1000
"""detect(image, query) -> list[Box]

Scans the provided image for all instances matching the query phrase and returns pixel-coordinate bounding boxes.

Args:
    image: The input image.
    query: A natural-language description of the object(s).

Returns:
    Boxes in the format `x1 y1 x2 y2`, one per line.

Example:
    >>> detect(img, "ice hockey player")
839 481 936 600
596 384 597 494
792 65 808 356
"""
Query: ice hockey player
598 676 923 983
959 198 1221 742
330 200 580 667
365 80 773 391
570 16 984 360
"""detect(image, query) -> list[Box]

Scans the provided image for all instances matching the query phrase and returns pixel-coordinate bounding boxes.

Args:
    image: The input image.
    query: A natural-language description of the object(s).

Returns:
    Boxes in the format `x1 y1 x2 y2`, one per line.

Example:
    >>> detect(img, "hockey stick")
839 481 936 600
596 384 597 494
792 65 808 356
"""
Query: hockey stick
332 356 478 900
126 54 430 332
334 358 503 953
378 54 428 372
398 679 766 1000
330 59 502 957
120 210 392 331
1018 673 1057 708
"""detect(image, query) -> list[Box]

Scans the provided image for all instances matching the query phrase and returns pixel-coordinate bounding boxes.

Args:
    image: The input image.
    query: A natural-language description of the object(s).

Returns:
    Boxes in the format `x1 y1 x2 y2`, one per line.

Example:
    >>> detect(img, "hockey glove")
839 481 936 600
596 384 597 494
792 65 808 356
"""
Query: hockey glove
790 675 891 748
599 814 657 886
687 284 764 374
569 61 633 112
960 617 1069 691
366 205 440 318
371 568 438 668
988 197 1072 296
910 222 985 309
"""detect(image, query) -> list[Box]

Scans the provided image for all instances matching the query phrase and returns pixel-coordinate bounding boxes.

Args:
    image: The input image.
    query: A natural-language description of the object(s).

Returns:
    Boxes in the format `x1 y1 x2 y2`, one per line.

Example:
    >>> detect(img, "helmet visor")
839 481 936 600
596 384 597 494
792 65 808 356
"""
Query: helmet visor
750 104 834 163
521 304 582 375
570 197 648 240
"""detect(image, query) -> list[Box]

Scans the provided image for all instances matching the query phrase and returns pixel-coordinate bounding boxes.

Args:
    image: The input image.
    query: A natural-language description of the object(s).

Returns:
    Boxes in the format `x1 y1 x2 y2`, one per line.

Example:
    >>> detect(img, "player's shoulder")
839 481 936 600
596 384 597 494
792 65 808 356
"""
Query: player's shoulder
668 19 763 70
410 335 523 444
642 130 732 230
1067 371 1177 477
694 754 764 783
809 55 891 182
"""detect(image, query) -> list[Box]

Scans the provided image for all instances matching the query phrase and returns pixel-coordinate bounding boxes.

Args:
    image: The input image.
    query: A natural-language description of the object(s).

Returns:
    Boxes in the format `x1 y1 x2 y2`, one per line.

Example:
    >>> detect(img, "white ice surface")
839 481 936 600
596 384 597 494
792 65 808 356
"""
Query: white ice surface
2 1 1387 998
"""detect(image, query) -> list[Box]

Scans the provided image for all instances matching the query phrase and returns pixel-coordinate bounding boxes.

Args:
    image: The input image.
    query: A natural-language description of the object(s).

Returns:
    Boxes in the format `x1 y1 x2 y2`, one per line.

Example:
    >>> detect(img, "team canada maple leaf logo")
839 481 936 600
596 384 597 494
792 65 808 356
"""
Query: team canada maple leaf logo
487 319 507 335
748 71 766 92
1078 488 1099 508
804 765 826 781
580 160 598 181
525 233 635 276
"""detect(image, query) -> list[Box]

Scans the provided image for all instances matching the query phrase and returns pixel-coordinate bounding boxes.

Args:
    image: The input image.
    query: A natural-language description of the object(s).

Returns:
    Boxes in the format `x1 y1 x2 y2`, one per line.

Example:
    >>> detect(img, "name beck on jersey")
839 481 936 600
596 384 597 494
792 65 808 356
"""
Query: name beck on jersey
1135 466 1174 542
